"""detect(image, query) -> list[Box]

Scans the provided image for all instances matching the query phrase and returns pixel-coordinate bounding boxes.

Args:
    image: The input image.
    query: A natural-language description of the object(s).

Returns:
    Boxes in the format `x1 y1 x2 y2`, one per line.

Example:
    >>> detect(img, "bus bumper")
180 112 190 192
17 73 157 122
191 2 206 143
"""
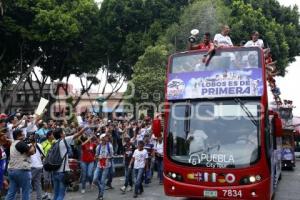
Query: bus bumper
282 160 295 168
164 175 271 200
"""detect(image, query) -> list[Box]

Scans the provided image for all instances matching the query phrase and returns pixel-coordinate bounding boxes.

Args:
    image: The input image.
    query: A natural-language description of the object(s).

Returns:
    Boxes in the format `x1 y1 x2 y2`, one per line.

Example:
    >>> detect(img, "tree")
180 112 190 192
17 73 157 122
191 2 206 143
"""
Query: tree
96 0 189 79
163 0 231 52
125 45 168 113
0 0 102 112
228 0 291 74
225 0 300 64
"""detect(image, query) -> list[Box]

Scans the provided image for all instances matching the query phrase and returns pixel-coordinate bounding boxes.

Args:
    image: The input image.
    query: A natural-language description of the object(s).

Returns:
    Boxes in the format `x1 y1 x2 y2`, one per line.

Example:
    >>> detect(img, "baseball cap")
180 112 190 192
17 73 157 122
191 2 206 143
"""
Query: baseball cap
0 113 7 119
100 133 106 140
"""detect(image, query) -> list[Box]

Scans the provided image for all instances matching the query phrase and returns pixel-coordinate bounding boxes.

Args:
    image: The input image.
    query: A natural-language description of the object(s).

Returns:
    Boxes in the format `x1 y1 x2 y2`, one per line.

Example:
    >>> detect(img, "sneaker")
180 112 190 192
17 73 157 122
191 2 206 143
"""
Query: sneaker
81 189 86 194
140 186 144 194
120 186 126 192
88 184 93 191
126 186 132 192
42 193 48 200
133 194 138 198
105 185 114 190
47 194 53 200
97 194 103 200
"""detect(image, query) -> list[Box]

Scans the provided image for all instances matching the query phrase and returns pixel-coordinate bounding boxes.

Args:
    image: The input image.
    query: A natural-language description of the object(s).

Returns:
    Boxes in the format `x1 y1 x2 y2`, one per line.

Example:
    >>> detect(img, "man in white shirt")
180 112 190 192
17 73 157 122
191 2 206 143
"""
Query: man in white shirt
52 127 84 200
214 25 233 48
31 139 45 200
187 130 208 155
130 140 148 198
244 31 264 48
154 136 164 184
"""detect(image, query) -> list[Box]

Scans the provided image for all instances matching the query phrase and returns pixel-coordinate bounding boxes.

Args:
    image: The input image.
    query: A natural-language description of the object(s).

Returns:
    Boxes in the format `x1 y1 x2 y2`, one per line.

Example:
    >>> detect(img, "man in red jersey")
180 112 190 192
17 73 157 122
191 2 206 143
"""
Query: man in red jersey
188 32 214 50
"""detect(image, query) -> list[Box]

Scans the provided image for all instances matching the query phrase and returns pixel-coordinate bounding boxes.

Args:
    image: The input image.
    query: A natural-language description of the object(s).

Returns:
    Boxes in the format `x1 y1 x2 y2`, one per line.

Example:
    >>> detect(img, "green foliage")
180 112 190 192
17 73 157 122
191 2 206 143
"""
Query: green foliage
164 0 231 52
97 0 189 78
0 0 100 85
226 0 300 68
229 0 292 74
125 45 168 105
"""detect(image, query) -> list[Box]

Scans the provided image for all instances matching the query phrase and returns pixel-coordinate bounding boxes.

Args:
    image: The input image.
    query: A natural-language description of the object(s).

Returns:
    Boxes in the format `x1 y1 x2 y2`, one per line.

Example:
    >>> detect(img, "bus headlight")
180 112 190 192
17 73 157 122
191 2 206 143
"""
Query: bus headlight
166 171 184 182
240 175 261 185
249 176 256 183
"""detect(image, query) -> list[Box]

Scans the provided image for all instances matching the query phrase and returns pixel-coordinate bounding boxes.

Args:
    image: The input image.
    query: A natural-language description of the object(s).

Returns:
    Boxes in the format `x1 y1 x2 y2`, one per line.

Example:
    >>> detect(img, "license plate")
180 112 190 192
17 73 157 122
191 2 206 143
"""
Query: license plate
203 190 218 198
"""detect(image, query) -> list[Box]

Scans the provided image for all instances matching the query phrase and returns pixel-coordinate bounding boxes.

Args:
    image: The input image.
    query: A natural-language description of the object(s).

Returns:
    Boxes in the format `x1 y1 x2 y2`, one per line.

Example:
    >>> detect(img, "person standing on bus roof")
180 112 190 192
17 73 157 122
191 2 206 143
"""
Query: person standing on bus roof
201 25 233 65
188 32 214 50
244 31 264 48
213 25 233 48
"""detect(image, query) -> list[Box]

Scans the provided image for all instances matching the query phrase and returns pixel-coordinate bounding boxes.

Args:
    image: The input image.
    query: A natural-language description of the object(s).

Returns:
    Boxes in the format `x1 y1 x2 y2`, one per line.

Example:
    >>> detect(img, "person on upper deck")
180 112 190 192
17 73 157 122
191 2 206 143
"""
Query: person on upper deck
213 25 233 48
188 32 214 50
244 31 264 48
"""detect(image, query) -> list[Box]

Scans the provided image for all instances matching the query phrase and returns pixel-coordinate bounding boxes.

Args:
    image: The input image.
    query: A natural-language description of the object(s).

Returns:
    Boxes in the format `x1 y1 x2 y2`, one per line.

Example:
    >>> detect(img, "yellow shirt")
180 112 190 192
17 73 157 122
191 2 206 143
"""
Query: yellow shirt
41 140 55 156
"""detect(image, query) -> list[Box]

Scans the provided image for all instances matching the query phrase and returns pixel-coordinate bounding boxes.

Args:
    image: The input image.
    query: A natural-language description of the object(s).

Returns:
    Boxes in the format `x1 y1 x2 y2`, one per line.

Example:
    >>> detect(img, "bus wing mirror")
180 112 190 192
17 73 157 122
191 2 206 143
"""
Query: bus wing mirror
152 118 162 138
274 115 283 137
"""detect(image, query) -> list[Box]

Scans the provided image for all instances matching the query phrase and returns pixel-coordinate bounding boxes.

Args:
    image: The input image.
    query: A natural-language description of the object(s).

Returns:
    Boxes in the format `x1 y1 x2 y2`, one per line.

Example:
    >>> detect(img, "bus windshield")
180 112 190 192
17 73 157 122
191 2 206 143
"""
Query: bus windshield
170 48 261 73
167 99 261 168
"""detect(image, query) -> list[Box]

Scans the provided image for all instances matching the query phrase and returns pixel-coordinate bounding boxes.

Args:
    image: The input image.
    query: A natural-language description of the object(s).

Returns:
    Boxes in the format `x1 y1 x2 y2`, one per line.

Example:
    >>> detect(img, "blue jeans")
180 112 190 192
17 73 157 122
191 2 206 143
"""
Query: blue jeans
0 159 6 190
156 158 164 182
134 168 144 195
106 161 114 186
52 172 66 200
124 165 133 187
5 169 31 200
80 161 94 189
93 167 99 187
97 167 109 197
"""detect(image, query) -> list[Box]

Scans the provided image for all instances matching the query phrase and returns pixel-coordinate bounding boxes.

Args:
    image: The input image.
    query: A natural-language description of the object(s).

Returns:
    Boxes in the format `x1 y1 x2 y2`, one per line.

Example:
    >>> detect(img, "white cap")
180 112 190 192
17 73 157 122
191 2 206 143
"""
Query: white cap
100 133 106 140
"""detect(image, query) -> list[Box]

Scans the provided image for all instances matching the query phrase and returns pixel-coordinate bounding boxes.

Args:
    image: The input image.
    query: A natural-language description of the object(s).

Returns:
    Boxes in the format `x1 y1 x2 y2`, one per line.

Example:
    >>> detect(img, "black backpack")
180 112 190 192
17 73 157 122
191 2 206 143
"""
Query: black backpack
43 139 68 172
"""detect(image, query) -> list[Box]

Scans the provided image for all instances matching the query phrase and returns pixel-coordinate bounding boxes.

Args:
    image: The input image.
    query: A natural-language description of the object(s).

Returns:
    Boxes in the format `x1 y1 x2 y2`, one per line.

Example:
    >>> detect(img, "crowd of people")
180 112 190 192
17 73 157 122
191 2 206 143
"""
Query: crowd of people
0 112 164 200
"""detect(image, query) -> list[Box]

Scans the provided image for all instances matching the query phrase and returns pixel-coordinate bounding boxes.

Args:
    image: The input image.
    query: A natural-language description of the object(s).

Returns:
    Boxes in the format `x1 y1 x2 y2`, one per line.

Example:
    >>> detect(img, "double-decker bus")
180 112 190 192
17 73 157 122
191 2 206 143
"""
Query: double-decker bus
153 47 283 200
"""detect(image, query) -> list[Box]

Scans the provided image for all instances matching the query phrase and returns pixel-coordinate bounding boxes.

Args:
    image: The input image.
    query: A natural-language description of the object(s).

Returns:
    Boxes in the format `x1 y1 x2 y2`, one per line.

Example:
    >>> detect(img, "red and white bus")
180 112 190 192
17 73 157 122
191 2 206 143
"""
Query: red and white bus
153 47 283 200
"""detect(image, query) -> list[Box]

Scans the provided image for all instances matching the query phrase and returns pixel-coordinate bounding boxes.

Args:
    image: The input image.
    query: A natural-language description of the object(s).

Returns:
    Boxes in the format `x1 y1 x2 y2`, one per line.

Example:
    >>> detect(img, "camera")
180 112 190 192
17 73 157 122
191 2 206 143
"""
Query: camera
188 29 200 43
24 136 36 144
24 132 37 144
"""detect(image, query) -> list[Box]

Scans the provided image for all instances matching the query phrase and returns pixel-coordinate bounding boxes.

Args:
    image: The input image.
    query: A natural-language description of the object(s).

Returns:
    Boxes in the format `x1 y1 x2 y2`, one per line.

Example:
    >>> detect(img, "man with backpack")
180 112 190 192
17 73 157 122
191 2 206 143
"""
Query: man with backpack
5 129 36 200
45 127 84 200
95 133 113 200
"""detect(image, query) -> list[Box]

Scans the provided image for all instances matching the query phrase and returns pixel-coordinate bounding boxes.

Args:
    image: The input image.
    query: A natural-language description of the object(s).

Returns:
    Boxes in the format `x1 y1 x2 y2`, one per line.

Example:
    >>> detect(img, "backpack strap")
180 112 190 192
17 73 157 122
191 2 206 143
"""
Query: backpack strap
62 139 69 172
97 144 102 156
36 143 46 158
97 143 111 156
107 143 111 155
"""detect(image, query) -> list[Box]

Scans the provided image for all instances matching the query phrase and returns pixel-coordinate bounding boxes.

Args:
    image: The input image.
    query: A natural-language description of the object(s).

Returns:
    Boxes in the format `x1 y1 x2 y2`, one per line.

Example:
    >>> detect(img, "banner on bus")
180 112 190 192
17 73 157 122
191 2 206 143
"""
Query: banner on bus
167 69 263 100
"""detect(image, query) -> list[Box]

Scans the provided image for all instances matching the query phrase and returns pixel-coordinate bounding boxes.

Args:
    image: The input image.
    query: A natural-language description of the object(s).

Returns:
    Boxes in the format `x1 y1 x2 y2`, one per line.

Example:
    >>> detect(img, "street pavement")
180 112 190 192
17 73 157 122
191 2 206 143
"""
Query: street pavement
65 159 300 200
65 176 177 200
273 159 300 200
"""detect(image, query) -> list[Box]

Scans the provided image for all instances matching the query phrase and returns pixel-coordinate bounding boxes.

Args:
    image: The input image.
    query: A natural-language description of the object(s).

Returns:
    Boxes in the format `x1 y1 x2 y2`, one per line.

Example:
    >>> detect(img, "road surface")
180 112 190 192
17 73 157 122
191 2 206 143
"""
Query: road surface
65 159 300 200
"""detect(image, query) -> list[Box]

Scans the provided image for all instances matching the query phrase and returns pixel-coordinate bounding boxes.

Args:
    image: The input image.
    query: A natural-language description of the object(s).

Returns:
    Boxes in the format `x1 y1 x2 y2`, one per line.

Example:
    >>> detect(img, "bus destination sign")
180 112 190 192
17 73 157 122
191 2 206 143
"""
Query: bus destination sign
167 69 263 100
